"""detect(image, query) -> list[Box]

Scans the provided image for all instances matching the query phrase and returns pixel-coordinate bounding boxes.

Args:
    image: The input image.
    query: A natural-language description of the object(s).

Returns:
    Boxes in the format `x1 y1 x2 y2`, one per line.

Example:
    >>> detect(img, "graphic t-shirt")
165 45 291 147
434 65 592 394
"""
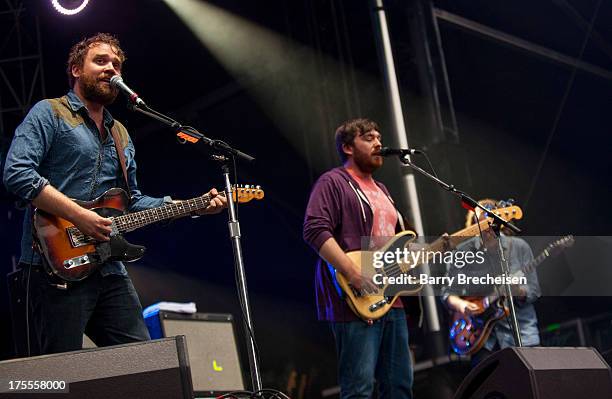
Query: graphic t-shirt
347 170 403 308
347 170 398 239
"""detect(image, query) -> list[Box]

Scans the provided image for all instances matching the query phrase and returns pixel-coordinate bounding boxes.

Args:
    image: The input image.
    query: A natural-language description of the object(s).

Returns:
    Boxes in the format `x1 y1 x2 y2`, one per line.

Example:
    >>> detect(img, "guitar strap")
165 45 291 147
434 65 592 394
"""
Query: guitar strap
109 123 131 196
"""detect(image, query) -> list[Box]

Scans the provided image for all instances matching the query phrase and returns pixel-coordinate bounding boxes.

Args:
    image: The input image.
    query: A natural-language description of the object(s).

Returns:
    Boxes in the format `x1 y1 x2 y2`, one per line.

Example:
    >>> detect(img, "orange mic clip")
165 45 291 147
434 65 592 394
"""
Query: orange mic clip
176 131 200 143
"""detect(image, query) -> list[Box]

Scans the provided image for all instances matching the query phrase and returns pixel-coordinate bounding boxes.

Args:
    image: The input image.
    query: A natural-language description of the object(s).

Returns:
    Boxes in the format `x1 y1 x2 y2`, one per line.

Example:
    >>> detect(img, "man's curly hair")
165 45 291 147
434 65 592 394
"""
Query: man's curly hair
66 33 126 88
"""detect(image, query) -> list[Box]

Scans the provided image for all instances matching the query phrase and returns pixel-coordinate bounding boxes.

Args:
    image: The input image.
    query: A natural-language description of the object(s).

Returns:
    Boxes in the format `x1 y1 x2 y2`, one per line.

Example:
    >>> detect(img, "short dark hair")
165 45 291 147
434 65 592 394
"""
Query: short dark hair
66 33 126 88
335 118 380 163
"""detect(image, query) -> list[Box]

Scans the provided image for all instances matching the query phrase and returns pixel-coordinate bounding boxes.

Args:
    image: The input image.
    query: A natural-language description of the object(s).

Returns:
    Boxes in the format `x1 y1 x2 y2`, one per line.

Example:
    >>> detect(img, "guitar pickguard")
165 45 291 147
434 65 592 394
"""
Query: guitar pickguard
106 234 146 263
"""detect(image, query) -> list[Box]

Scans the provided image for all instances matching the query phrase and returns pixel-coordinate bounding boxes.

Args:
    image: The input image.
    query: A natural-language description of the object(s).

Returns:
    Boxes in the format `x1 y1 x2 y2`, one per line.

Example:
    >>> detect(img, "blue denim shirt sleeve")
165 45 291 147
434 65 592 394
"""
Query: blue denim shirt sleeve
124 135 171 212
2 100 54 203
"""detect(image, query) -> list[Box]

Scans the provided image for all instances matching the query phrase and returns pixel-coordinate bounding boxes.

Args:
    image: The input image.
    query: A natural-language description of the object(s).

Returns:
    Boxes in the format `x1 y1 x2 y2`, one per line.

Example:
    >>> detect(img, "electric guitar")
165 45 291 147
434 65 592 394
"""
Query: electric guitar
33 186 264 282
331 206 523 323
449 235 575 355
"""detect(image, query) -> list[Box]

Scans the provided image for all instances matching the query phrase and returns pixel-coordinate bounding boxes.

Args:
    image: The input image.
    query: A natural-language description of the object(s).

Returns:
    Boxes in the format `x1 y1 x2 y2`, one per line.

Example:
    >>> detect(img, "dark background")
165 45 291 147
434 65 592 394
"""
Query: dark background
1 0 612 397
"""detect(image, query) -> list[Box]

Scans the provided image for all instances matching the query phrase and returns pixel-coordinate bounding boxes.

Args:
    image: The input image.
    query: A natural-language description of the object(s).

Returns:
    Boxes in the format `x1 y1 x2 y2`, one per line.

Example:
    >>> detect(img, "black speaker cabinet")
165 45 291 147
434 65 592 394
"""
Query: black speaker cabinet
454 347 612 399
145 311 245 396
0 336 193 399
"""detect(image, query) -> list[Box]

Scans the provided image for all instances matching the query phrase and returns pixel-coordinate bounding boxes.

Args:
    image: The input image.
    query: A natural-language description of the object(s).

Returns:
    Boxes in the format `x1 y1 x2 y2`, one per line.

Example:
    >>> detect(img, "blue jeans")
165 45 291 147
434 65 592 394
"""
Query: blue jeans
23 265 150 355
330 308 413 399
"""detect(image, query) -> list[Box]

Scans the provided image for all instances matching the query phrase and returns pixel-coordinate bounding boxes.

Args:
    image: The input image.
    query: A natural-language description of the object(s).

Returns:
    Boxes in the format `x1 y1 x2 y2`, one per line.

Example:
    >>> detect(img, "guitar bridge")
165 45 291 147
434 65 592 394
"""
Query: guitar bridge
63 255 92 269
369 298 390 312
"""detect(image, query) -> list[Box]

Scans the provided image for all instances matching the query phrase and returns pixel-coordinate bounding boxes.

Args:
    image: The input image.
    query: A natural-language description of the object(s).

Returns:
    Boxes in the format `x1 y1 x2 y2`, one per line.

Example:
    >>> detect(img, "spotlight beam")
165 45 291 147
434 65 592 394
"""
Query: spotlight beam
163 0 380 172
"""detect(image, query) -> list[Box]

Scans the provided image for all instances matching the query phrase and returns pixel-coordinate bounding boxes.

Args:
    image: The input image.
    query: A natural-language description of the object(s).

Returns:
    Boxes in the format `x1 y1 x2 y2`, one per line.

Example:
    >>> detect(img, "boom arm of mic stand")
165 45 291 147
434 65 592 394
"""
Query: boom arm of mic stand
211 140 256 164
397 155 521 234
128 103 255 163
129 102 182 128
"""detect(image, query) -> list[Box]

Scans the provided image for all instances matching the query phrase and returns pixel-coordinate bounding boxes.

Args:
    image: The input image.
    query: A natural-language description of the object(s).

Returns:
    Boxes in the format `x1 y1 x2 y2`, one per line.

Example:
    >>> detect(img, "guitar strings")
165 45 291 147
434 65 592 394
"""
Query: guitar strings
114 194 213 232
373 218 492 281
73 186 262 240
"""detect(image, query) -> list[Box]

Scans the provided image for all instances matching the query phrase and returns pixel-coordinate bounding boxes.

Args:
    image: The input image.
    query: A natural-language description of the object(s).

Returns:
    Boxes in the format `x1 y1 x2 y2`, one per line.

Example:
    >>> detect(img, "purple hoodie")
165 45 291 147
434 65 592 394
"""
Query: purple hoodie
303 167 405 321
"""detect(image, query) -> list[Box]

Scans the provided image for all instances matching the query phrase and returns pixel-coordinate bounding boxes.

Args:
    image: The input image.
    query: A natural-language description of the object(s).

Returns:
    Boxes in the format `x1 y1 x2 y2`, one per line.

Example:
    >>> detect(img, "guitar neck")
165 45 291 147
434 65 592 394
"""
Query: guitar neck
522 249 548 275
113 193 220 233
389 219 493 274
472 241 562 303
426 218 492 257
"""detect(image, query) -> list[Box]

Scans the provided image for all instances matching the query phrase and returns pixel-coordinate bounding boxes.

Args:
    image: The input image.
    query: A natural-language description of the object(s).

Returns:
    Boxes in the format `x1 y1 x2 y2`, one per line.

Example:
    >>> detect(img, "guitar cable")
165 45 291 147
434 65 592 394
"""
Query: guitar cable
233 264 263 391
216 388 291 398
25 248 35 357
233 155 239 219
419 150 439 180
413 150 451 324
474 212 500 301
474 212 506 304
474 213 485 251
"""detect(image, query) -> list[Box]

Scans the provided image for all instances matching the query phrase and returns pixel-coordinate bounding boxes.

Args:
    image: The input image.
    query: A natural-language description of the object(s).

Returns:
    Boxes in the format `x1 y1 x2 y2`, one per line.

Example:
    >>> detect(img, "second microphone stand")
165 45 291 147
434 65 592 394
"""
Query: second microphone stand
396 153 524 349
129 102 262 391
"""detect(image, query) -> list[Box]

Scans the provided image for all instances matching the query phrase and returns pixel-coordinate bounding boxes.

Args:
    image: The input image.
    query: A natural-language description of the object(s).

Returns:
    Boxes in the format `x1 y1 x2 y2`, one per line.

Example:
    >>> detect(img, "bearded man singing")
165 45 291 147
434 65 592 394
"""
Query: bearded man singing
3 33 226 355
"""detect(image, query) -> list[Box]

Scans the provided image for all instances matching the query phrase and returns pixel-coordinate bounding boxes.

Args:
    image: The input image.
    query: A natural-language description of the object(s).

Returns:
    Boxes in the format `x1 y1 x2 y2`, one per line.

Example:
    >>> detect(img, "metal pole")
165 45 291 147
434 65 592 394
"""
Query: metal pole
370 0 441 332
221 163 263 392
496 235 523 347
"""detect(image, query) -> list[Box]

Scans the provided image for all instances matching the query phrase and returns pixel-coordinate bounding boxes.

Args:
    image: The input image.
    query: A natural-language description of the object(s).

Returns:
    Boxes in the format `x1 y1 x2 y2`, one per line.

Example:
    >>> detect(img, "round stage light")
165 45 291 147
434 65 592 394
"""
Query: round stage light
51 0 89 16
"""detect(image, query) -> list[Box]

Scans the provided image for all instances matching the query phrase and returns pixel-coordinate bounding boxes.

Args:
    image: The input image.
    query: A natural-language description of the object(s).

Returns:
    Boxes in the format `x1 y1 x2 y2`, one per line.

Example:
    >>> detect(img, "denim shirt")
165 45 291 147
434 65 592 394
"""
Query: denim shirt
443 235 541 349
3 90 169 275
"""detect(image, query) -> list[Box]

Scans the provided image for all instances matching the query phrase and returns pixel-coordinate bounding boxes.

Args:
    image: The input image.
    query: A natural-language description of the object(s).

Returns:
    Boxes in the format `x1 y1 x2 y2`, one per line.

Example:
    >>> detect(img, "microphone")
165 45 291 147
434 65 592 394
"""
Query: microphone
110 75 146 106
377 147 423 156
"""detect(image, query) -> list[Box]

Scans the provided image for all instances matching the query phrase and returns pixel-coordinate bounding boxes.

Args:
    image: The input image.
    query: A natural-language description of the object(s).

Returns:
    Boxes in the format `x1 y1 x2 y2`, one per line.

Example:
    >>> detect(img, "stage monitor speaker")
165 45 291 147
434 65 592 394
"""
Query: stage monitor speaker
454 347 612 399
0 336 193 399
145 311 245 396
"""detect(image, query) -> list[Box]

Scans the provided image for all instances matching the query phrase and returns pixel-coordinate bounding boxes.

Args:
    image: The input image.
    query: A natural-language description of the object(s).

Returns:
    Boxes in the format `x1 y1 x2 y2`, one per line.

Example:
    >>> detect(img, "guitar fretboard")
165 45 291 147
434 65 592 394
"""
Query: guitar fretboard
392 218 493 275
112 194 214 233
523 251 547 275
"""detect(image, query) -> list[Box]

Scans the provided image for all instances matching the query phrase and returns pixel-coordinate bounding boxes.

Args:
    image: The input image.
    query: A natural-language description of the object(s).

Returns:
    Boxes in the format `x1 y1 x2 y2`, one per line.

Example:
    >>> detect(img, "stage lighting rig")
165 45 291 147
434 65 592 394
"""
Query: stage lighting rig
51 0 89 15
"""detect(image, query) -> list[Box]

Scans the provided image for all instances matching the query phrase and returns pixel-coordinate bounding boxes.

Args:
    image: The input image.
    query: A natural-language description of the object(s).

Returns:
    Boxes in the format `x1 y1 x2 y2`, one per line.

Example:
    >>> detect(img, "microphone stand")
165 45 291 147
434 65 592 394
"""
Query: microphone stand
395 154 524 348
128 102 263 391
128 103 255 163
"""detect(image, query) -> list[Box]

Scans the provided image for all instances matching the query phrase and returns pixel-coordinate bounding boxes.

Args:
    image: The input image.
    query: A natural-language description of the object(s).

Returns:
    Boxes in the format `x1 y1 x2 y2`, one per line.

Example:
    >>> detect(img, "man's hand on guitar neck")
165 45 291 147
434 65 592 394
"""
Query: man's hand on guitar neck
200 188 227 215
188 188 228 216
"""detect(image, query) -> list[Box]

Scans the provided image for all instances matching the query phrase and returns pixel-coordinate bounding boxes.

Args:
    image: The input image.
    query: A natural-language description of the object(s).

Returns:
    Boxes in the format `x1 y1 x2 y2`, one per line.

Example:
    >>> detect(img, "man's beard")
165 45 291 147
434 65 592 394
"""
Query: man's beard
78 73 118 105
353 151 382 174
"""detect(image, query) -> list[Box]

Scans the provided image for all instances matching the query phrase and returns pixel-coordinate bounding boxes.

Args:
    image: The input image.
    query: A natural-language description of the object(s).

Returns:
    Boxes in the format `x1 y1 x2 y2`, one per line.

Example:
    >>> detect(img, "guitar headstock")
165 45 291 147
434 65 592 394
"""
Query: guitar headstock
489 205 523 221
232 185 264 203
